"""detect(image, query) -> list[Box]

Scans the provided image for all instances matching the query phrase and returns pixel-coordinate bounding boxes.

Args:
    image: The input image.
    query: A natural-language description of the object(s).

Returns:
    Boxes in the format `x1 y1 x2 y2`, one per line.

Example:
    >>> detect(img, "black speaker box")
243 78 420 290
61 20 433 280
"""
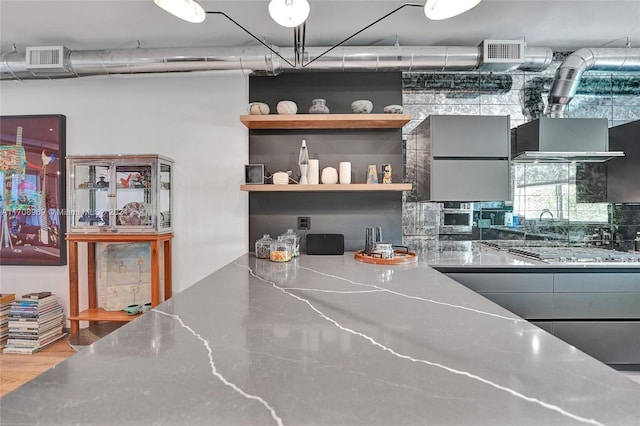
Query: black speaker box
306 234 345 255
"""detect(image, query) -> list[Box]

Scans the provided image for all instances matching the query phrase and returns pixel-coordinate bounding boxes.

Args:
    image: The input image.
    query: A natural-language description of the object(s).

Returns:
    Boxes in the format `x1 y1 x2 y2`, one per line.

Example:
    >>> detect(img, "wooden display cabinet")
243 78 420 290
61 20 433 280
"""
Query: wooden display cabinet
66 233 173 334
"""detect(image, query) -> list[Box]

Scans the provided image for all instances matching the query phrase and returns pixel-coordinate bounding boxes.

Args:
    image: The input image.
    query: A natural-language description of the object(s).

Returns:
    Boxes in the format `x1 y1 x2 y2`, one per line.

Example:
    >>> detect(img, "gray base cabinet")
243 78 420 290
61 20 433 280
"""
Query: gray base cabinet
445 270 640 365
553 322 640 365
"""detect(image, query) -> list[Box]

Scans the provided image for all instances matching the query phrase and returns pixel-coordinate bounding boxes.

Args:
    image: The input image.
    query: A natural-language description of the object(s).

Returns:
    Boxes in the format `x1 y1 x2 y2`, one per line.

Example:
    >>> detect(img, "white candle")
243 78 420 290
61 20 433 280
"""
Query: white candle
308 159 319 184
339 161 351 184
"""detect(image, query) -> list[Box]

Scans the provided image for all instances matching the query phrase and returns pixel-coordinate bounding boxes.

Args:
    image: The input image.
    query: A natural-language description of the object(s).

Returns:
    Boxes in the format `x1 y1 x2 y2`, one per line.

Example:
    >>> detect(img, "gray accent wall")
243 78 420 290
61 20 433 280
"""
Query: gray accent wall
248 72 404 251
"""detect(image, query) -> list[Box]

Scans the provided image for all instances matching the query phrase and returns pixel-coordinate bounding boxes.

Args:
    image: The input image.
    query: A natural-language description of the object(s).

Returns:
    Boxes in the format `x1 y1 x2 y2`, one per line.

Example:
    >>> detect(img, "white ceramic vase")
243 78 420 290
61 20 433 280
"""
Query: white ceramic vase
321 167 338 184
339 162 351 184
309 99 330 114
308 159 319 184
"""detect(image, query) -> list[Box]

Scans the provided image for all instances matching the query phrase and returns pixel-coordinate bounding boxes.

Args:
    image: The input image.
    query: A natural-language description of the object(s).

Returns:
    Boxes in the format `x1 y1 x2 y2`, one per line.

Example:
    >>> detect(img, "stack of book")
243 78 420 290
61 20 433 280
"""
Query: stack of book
3 292 66 354
0 293 16 348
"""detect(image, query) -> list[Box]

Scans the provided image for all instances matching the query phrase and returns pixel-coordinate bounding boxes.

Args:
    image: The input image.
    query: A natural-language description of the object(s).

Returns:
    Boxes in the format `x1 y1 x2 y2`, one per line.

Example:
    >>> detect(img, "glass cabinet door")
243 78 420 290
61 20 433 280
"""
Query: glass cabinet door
70 162 112 230
158 160 172 231
115 162 153 231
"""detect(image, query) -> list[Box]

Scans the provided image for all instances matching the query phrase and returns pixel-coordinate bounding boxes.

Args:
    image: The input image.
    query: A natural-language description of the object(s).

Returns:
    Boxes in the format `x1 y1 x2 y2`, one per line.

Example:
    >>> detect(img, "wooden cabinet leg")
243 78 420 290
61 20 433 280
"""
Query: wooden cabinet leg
164 238 172 300
151 240 160 307
87 242 97 327
68 241 79 335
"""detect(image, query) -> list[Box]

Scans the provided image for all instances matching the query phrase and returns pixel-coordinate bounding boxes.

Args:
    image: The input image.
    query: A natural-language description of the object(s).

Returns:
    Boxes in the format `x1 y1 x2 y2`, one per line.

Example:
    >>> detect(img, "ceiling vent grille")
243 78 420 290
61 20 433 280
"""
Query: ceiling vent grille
25 46 70 72
478 40 525 71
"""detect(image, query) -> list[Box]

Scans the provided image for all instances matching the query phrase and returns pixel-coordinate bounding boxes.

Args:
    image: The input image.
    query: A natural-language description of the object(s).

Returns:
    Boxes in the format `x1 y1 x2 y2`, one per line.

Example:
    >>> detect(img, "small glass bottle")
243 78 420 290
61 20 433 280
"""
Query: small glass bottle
270 238 292 262
279 228 300 257
255 234 274 259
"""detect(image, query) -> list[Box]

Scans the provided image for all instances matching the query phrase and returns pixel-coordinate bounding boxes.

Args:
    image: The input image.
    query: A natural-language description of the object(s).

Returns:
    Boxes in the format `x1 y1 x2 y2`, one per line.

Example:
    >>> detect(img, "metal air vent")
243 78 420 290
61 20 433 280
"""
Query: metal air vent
25 46 70 72
477 40 524 71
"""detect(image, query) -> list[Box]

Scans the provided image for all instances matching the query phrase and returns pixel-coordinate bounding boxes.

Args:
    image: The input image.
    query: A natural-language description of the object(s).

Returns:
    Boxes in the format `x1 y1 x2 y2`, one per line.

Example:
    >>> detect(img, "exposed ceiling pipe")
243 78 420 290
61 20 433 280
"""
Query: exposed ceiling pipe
546 47 640 117
0 45 553 80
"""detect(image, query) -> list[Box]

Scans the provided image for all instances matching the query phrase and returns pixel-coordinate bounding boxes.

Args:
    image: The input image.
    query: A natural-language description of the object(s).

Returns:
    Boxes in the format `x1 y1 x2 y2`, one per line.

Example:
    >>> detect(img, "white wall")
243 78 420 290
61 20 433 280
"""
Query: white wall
0 74 249 323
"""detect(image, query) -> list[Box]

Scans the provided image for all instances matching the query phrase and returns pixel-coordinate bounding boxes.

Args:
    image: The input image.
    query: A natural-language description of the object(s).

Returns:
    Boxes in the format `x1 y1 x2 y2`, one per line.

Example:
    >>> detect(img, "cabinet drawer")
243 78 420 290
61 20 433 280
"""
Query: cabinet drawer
480 293 553 319
431 115 509 158
431 159 510 201
554 293 640 319
554 273 640 292
446 272 553 292
553 321 640 364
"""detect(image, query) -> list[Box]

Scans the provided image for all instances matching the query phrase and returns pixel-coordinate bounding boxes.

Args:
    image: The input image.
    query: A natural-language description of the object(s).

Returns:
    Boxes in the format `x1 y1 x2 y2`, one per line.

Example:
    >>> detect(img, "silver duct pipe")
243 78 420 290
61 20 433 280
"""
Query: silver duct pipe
546 47 640 117
1 45 553 80
0 46 282 80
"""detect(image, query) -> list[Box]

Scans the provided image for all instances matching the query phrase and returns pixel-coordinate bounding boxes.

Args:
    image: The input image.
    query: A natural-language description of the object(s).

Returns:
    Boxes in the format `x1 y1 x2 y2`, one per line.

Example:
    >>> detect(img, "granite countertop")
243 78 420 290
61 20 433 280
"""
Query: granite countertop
422 244 640 270
1 253 639 425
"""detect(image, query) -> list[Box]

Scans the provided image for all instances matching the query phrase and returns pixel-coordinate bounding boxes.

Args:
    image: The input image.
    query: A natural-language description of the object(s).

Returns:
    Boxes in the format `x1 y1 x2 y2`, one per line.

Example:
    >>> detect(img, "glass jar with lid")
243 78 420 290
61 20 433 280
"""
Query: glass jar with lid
279 228 300 257
270 237 292 262
255 234 274 259
374 242 394 259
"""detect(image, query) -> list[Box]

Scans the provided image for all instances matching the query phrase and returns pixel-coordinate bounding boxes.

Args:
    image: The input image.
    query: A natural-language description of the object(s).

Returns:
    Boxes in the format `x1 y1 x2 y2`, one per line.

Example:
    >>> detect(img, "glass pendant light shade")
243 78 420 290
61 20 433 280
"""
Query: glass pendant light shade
424 0 481 20
268 0 311 28
154 0 206 23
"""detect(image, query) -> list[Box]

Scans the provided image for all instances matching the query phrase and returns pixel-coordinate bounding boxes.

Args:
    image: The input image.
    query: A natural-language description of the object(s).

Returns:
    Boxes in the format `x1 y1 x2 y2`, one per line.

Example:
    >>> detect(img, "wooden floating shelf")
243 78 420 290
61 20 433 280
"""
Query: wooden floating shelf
67 308 140 323
241 183 412 192
240 114 412 129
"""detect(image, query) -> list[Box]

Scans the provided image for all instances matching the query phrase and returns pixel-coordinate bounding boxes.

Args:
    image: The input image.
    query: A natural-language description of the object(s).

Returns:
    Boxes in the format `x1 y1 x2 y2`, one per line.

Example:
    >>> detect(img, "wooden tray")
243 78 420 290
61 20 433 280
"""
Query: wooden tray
354 249 418 265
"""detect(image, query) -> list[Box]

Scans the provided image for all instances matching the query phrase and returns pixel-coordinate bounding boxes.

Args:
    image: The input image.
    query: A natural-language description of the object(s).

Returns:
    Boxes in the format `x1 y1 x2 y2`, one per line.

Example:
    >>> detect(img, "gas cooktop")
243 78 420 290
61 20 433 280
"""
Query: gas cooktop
483 243 640 264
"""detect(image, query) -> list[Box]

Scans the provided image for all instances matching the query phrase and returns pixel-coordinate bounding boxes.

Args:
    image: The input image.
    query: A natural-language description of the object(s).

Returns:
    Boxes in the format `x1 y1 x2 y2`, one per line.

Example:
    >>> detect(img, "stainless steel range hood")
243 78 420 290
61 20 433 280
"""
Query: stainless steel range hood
511 117 624 163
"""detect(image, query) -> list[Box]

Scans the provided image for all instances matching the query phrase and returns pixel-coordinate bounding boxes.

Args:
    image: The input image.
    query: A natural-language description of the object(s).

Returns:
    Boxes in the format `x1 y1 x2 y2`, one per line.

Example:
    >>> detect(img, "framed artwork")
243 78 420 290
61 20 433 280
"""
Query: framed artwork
245 164 265 184
0 115 67 266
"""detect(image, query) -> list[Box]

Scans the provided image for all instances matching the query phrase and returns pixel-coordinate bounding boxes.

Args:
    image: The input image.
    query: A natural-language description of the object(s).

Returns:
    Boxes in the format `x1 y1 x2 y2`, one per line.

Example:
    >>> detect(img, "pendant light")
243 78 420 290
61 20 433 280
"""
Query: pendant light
268 0 311 28
154 0 206 23
424 0 481 20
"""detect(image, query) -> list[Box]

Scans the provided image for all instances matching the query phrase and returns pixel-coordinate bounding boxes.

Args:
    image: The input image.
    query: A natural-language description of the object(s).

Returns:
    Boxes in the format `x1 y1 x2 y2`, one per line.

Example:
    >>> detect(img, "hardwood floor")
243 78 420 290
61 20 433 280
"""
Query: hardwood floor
0 336 76 397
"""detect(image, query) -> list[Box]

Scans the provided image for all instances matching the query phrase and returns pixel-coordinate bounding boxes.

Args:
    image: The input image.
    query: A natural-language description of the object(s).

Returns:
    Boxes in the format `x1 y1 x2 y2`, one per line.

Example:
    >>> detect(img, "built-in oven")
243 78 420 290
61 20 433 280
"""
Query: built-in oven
439 202 474 234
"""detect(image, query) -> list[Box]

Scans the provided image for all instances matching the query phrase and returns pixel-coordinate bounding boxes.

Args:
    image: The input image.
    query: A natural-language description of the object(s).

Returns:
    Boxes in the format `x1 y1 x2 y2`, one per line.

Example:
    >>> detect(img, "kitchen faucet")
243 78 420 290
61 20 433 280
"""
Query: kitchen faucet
539 209 554 220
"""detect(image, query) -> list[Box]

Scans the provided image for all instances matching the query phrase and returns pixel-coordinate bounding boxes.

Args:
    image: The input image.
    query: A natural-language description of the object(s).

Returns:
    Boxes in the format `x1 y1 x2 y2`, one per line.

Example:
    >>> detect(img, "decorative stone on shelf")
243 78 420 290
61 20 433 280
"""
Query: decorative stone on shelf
383 104 404 114
309 98 330 114
249 102 270 115
351 99 373 114
277 100 297 115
